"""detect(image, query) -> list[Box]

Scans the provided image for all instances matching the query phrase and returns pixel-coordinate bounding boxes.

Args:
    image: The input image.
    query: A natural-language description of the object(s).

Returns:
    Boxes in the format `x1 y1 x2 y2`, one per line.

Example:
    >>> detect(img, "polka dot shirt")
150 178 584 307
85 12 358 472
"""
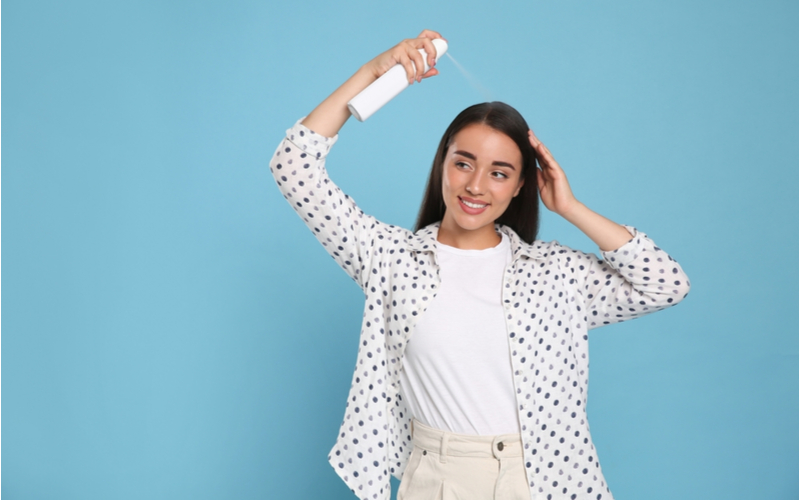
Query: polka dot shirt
270 118 691 500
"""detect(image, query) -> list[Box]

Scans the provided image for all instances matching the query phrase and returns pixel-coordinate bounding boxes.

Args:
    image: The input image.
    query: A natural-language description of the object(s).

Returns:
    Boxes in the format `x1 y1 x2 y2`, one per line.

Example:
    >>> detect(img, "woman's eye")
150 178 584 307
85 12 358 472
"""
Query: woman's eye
492 171 509 179
455 161 470 169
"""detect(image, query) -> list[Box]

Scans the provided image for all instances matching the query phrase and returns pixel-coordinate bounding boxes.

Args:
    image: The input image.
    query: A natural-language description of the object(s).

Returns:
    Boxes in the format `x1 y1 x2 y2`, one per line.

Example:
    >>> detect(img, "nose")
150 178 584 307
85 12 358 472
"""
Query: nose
465 171 486 195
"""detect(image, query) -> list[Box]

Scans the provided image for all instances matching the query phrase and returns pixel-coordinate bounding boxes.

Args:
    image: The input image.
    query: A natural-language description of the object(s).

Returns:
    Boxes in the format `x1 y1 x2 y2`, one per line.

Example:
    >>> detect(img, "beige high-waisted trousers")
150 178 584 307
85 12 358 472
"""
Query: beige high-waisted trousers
397 419 530 500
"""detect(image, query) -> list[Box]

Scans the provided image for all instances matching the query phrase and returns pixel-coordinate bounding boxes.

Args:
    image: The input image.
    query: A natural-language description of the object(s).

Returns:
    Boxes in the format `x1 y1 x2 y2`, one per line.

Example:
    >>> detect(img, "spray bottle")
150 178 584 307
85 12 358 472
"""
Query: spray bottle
348 38 448 122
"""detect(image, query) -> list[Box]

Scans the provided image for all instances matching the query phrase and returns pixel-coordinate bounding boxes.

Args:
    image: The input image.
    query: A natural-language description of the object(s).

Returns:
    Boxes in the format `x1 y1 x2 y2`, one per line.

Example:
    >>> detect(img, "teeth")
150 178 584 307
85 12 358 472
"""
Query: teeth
462 199 487 209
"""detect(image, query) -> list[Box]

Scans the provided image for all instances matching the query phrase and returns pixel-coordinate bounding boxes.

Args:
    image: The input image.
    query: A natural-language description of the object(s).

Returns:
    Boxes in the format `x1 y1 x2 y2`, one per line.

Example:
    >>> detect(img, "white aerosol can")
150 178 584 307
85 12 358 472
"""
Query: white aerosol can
348 38 448 122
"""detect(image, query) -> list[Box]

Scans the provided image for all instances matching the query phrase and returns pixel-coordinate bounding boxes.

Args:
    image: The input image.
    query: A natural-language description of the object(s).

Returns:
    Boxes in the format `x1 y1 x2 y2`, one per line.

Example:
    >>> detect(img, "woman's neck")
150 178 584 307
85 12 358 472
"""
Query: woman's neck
437 222 501 250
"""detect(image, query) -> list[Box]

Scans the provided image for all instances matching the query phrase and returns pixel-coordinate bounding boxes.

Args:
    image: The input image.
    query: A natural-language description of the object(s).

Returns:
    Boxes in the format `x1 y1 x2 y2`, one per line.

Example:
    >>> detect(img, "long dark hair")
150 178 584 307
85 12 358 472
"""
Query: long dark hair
414 102 540 244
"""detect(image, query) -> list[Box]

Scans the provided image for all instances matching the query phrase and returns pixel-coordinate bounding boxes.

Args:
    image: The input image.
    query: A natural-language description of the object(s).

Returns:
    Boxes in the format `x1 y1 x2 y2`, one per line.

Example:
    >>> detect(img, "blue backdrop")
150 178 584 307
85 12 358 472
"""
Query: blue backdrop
3 1 797 498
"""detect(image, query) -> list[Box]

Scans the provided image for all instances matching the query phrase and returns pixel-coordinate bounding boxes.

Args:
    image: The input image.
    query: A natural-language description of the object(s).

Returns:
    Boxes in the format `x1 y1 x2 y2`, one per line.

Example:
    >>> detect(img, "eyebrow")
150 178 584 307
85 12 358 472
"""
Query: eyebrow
453 150 517 170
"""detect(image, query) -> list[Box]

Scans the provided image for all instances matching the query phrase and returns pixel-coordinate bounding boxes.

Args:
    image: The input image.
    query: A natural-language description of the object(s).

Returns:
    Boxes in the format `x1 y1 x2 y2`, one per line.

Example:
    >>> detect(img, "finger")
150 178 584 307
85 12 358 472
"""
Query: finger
536 143 549 162
418 29 445 41
534 142 556 166
407 45 426 82
536 168 547 191
533 143 550 167
531 135 554 160
528 130 540 148
537 150 560 174
541 145 562 172
540 152 565 179
398 52 416 84
418 37 438 70
421 67 439 79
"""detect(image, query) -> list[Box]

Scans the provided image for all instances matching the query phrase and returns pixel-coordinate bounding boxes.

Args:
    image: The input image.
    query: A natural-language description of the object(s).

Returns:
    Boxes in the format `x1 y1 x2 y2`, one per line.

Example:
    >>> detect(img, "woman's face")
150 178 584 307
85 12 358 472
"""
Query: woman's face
439 123 525 247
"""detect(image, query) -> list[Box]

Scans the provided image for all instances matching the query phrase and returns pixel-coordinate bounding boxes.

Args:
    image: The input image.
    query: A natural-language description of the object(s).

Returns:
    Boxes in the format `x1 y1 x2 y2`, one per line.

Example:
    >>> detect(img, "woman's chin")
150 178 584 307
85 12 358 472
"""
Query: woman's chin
448 216 495 234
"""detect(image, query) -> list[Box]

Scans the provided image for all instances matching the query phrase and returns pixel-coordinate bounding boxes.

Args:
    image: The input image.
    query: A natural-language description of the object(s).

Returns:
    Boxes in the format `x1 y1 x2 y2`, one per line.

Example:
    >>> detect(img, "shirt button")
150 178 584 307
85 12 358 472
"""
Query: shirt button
497 442 504 451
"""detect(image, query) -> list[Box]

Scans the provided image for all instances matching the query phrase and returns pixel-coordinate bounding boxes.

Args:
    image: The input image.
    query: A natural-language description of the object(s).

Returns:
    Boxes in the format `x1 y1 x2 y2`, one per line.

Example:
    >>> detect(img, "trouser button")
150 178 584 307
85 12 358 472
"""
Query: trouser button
497 442 504 451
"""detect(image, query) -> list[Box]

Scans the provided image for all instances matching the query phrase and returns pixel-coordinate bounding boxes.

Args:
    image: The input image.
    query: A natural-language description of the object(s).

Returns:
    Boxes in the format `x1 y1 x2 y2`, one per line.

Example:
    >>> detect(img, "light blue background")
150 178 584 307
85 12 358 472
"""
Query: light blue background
3 0 797 498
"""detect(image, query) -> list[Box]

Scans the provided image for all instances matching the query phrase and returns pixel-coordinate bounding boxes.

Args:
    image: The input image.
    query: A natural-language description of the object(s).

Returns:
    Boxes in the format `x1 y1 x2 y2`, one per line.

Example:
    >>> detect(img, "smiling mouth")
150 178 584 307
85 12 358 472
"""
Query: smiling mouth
459 197 489 209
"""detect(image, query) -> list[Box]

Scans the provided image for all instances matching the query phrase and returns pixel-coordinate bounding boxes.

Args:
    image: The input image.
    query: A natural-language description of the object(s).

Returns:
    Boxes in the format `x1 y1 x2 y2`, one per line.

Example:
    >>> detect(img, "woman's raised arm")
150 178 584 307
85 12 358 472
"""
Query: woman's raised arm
527 131 690 326
301 30 444 138
271 31 445 289
529 130 633 251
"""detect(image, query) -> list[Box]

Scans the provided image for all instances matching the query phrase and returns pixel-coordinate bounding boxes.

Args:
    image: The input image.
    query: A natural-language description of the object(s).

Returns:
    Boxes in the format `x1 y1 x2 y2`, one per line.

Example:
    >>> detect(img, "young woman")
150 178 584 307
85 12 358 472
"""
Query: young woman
270 30 690 500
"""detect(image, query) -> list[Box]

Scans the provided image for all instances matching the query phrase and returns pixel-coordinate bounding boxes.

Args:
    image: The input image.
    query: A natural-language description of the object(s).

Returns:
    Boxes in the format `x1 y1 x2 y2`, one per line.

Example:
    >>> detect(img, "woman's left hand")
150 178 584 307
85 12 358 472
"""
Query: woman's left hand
529 130 580 217
529 130 634 251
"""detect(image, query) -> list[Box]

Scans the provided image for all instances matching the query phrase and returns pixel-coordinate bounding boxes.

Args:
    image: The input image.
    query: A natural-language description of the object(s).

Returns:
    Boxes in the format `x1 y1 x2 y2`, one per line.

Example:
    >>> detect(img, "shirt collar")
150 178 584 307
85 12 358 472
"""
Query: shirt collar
409 222 546 260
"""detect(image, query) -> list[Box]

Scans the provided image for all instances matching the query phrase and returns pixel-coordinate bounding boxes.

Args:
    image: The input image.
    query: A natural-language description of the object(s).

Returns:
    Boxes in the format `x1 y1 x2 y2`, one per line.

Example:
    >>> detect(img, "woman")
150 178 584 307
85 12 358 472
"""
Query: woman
270 30 690 500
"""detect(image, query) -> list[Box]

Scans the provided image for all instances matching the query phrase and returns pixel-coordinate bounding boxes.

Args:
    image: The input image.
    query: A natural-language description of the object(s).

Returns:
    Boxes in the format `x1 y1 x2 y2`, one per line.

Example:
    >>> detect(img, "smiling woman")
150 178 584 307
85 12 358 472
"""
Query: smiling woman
270 30 691 500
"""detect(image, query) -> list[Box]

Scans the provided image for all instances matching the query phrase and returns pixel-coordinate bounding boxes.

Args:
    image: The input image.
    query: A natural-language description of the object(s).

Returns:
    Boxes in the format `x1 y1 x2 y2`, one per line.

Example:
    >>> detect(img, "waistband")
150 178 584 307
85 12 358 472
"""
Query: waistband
411 419 523 460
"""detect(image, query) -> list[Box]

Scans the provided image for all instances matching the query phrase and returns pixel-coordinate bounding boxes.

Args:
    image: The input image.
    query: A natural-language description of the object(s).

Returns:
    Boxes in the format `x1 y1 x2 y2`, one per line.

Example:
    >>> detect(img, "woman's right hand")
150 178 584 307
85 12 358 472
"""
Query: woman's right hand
302 30 445 138
364 30 445 85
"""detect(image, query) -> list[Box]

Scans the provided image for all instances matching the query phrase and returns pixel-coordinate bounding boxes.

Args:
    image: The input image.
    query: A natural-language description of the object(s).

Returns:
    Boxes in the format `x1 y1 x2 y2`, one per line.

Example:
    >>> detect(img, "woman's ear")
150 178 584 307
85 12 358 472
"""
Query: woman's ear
513 178 525 197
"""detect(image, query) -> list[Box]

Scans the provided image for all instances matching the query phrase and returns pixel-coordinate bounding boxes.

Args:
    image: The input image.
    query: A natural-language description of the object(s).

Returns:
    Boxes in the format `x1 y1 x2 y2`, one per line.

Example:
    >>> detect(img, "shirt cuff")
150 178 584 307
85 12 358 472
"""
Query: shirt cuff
285 116 339 160
600 225 645 268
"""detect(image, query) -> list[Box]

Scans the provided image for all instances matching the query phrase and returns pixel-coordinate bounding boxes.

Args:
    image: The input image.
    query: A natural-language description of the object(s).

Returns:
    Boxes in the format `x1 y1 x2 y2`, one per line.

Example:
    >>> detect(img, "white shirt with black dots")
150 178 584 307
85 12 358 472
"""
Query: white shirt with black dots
270 117 691 500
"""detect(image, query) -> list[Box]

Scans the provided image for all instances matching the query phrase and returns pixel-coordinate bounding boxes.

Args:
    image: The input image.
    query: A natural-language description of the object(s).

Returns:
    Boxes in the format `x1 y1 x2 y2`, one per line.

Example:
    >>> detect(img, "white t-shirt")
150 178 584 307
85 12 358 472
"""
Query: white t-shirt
398 232 520 435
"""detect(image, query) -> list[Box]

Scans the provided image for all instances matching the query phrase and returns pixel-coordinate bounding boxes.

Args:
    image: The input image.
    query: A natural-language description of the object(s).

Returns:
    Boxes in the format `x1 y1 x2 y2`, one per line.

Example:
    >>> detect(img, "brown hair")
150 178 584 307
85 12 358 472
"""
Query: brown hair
414 102 540 244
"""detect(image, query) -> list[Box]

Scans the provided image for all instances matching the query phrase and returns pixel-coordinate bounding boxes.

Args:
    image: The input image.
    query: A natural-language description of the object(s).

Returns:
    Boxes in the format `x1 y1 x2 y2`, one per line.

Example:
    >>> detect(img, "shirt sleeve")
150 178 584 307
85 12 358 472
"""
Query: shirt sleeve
269 118 384 290
563 226 691 329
